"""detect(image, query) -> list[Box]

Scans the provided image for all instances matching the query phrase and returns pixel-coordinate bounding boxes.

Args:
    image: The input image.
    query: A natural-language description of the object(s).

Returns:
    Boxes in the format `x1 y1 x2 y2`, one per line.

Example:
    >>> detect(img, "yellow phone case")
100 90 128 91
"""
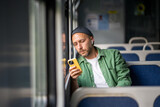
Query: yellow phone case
68 58 82 71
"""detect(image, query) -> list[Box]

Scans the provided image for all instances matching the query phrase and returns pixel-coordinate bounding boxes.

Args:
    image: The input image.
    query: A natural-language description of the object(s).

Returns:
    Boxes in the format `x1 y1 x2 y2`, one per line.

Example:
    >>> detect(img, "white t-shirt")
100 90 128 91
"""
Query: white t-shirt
86 56 109 88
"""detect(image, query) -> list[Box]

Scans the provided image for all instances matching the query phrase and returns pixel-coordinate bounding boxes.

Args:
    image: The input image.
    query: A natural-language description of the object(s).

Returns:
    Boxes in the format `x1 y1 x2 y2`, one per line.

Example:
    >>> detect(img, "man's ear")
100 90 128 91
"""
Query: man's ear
90 36 94 41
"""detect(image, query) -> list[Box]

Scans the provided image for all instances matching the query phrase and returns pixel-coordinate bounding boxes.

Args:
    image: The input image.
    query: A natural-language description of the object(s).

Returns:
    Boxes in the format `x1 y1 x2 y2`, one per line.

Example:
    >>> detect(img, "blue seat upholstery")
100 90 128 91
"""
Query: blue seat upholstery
131 46 151 50
108 47 126 51
146 53 160 61
129 65 160 86
154 95 160 107
121 53 139 61
78 97 138 107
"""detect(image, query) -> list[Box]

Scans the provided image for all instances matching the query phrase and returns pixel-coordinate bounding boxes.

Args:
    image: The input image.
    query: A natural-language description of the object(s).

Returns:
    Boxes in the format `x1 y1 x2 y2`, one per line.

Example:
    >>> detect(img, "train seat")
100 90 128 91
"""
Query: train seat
120 51 143 61
78 96 138 107
143 42 160 61
120 50 160 61
127 62 160 86
121 53 140 61
71 87 160 107
95 37 153 51
146 53 160 61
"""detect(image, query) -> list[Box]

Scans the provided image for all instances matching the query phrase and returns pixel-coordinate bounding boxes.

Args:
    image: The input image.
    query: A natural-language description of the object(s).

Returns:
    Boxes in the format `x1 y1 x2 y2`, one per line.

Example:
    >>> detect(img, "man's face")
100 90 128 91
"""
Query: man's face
72 33 93 57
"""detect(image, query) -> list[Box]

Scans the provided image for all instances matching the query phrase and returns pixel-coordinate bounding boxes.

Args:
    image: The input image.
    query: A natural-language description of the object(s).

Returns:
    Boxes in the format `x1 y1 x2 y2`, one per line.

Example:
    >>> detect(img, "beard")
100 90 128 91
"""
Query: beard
78 46 92 57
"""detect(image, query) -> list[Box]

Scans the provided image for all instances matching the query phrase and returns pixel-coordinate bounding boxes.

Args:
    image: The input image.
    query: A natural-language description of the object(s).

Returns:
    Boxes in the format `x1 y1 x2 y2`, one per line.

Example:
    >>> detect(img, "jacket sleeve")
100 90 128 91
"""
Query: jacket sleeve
114 50 132 86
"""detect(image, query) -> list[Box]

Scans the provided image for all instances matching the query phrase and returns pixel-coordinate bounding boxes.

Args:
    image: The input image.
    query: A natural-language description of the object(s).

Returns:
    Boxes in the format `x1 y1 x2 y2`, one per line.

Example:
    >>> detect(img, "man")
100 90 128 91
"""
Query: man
69 26 131 92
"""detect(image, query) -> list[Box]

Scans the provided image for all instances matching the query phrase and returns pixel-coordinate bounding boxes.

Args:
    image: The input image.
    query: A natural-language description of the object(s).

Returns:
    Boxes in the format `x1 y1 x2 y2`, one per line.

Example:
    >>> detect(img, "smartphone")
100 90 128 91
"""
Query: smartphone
68 58 82 71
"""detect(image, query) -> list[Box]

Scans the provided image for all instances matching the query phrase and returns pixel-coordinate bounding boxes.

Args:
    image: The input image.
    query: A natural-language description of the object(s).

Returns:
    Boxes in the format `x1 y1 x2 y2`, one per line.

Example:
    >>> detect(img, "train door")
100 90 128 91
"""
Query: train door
30 0 68 106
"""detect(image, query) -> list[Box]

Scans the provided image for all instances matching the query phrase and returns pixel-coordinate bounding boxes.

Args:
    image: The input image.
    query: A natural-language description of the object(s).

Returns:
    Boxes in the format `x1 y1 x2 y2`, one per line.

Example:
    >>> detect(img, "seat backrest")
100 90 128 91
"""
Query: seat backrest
142 42 160 61
131 46 151 50
128 62 160 86
146 53 160 61
120 50 160 61
71 87 160 107
78 96 138 107
121 53 140 61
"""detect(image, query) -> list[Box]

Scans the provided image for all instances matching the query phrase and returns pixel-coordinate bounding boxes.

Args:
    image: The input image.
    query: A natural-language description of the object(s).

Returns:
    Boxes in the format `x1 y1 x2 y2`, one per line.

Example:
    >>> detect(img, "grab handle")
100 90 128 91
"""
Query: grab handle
129 37 148 44
143 42 160 50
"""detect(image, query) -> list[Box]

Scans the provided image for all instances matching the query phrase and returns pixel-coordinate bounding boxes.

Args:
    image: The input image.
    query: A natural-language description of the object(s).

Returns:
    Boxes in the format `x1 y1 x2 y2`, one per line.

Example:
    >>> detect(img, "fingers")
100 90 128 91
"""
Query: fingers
69 66 82 79
69 66 76 71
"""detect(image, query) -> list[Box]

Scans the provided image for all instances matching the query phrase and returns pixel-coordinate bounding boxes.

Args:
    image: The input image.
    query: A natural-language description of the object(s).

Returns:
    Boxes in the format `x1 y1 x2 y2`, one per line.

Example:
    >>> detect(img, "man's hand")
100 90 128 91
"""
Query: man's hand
69 66 82 79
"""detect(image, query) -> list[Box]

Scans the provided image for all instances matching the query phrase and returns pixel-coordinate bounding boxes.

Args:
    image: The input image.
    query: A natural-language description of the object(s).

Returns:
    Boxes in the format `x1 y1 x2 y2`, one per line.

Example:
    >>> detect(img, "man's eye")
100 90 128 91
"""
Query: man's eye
80 40 85 43
73 43 77 46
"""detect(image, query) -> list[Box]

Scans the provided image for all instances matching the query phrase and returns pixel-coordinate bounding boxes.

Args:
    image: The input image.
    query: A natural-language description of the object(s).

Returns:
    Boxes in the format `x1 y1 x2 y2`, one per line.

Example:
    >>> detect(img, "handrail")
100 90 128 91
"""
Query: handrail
129 37 148 44
143 42 160 51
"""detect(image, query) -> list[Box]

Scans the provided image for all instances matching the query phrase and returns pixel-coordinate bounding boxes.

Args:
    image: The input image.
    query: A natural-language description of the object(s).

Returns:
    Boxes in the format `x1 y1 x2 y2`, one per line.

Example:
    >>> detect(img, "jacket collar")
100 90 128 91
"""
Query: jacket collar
78 46 105 64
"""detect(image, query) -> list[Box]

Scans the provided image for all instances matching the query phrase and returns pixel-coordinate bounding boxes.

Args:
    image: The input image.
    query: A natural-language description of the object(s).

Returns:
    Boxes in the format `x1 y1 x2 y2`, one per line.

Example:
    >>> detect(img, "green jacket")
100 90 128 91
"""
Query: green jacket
77 47 132 87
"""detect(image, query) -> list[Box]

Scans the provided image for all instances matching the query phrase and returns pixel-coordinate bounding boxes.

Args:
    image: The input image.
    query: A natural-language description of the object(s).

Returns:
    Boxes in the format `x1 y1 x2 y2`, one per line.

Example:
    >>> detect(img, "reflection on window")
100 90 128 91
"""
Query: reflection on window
62 33 67 78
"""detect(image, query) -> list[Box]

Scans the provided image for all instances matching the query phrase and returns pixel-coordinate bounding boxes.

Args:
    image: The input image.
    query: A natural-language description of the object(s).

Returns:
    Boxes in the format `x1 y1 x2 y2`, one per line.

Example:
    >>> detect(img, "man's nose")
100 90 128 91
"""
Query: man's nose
77 43 82 49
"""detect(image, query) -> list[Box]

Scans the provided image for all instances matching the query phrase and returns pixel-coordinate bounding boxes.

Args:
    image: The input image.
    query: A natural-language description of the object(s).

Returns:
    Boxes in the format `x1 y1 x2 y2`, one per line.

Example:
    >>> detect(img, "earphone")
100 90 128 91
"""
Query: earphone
91 40 93 44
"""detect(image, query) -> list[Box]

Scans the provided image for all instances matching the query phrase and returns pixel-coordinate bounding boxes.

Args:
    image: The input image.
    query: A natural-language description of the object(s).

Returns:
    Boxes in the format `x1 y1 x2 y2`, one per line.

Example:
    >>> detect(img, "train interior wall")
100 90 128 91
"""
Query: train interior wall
77 0 159 44
78 0 125 44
